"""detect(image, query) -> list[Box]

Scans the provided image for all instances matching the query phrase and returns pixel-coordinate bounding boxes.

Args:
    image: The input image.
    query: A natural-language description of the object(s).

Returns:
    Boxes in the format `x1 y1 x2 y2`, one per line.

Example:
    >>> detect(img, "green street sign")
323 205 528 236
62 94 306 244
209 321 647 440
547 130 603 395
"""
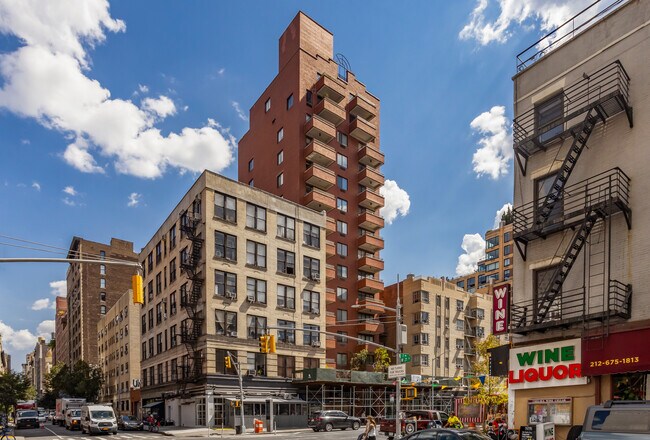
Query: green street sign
400 353 412 363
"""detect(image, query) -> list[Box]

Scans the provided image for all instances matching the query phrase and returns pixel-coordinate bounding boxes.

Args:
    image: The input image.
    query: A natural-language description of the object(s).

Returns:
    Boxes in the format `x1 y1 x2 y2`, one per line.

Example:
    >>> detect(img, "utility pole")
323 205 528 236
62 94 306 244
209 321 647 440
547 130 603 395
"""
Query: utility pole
395 274 402 440
227 351 246 435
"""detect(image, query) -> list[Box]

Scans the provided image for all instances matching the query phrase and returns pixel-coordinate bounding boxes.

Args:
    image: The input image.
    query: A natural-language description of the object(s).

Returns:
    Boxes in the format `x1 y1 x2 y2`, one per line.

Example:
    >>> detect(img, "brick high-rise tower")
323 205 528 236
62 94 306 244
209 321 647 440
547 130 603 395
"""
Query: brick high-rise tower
239 12 386 367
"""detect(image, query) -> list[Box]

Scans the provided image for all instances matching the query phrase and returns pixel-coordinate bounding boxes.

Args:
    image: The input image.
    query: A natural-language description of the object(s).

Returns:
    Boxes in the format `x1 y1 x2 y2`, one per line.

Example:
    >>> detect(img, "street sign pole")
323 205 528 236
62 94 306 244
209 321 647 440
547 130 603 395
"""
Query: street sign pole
395 275 402 439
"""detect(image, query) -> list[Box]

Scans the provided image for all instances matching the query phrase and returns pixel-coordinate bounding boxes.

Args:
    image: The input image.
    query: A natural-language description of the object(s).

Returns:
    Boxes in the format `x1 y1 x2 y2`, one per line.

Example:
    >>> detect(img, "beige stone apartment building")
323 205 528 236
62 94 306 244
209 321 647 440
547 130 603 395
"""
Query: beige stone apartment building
97 289 142 416
384 275 492 378
509 1 649 436
139 170 326 428
0 335 10 373
67 237 137 366
238 12 386 368
452 222 513 295
32 337 52 398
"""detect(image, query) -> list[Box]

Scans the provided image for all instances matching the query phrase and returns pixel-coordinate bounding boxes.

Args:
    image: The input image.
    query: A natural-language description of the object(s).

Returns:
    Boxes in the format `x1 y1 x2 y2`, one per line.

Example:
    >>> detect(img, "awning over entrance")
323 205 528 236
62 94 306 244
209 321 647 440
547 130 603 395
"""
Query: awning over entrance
582 327 650 376
142 401 163 409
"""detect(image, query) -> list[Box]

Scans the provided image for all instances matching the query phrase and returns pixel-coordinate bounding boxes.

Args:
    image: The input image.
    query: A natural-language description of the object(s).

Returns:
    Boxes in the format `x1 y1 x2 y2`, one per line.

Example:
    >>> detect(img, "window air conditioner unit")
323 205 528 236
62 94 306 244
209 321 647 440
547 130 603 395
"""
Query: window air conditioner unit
445 324 449 329
311 273 320 282
311 307 320 314
247 295 256 302
227 291 237 299
311 341 321 348
163 313 167 320
286 267 294 275
229 331 238 338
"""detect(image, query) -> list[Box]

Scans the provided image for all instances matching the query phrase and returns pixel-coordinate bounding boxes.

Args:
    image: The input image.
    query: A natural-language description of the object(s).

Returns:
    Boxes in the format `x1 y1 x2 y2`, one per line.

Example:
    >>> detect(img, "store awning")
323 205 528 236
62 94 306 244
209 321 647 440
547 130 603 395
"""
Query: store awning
224 397 305 404
582 328 650 376
142 401 163 409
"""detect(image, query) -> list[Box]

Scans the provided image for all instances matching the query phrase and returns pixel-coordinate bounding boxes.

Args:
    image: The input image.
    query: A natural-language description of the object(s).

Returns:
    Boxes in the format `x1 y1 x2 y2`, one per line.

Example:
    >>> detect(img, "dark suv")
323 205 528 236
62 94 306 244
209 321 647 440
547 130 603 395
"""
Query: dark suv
308 410 361 432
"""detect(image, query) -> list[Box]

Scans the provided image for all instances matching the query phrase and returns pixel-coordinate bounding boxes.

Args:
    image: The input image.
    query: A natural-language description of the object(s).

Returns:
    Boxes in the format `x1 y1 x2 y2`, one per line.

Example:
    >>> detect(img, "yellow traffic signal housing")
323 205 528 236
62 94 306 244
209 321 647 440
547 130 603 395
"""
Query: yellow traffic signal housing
259 335 269 353
225 356 232 369
132 275 143 304
269 335 277 353
401 387 417 400
230 400 240 408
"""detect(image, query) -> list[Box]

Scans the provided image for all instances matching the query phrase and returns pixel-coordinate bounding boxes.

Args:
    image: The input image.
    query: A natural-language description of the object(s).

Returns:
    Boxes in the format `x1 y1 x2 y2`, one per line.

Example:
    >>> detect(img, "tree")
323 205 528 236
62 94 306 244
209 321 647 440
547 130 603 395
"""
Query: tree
469 335 508 411
372 348 391 373
0 371 30 414
501 206 513 225
350 349 369 371
46 361 103 402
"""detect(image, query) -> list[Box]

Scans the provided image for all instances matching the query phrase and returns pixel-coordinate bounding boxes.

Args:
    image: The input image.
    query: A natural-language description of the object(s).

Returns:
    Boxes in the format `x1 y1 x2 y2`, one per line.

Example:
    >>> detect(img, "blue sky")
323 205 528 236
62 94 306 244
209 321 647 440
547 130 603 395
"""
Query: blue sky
0 0 601 367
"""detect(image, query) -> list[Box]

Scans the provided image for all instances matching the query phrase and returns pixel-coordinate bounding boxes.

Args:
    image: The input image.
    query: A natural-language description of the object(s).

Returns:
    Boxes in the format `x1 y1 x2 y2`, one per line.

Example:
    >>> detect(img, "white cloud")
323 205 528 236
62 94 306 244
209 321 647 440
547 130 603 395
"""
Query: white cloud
127 192 141 207
231 101 248 121
138 84 148 94
21 138 30 145
62 197 76 206
0 0 235 179
0 320 38 351
37 320 55 337
459 0 604 46
494 202 513 228
456 233 486 276
379 179 411 225
470 105 513 180
63 185 77 196
217 68 225 75
50 280 67 297
31 298 55 310
31 181 40 191
141 95 176 119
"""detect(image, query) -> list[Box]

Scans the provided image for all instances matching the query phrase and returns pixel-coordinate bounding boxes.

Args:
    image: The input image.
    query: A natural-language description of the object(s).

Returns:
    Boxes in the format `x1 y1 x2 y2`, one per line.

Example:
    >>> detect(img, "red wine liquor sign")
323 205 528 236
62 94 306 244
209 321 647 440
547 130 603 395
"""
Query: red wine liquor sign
492 284 509 335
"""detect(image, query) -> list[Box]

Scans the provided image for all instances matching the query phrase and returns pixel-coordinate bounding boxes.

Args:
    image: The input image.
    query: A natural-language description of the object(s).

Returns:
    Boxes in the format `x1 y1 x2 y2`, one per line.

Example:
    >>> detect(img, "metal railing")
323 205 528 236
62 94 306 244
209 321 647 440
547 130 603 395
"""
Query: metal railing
513 167 630 237
513 61 630 148
516 0 627 71
511 280 631 332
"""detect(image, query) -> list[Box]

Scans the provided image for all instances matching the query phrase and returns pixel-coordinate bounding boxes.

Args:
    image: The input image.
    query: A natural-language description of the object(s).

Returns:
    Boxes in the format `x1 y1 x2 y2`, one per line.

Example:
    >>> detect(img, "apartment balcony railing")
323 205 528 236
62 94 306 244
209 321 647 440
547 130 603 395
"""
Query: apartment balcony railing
357 319 383 334
358 167 384 190
358 255 384 273
358 211 384 232
358 189 384 210
513 167 631 243
314 74 346 103
303 187 336 212
514 61 631 158
326 288 337 305
358 144 384 168
516 0 626 71
511 280 632 334
304 163 336 190
326 264 336 281
348 95 377 121
355 298 387 314
314 97 346 126
326 240 335 257
305 139 336 167
358 233 385 253
349 116 377 143
304 115 336 143
326 217 336 235
357 277 384 294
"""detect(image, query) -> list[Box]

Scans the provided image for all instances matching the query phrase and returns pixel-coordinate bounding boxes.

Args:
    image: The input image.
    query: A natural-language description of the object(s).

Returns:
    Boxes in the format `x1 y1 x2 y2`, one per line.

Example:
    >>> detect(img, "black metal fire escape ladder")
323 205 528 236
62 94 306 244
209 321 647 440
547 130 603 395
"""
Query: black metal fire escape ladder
535 208 605 324
178 205 205 391
536 107 605 227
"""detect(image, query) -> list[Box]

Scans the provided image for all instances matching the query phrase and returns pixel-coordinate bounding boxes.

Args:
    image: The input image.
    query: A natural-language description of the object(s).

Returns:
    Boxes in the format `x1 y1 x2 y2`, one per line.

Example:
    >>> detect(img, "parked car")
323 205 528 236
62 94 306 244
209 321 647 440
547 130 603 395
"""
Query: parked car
38 410 47 424
308 410 361 432
380 410 449 438
15 410 40 429
400 428 492 440
118 415 143 431
577 400 650 440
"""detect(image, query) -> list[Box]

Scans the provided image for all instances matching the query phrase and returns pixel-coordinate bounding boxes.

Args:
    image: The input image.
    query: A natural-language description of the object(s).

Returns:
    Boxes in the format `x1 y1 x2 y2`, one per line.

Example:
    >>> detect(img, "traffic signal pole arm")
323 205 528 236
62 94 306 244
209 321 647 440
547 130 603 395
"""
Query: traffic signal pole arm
0 257 143 270
262 326 398 353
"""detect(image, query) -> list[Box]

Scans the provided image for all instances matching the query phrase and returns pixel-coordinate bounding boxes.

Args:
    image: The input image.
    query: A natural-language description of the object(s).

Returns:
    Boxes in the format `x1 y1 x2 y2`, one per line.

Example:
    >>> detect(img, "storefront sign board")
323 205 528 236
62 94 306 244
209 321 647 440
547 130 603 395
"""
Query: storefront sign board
493 284 509 335
582 328 650 376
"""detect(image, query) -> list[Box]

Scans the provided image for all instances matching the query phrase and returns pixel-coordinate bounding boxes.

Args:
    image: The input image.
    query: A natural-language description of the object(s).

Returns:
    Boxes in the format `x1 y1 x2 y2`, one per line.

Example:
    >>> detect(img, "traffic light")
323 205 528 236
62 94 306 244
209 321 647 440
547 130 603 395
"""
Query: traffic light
225 356 232 369
132 274 143 305
259 335 269 353
269 335 277 354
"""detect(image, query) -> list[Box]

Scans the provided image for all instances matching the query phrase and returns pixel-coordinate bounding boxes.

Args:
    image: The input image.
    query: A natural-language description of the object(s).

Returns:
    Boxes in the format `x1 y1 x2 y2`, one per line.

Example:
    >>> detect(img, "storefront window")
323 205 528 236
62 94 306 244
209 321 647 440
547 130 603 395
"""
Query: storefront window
613 373 648 400
527 398 572 425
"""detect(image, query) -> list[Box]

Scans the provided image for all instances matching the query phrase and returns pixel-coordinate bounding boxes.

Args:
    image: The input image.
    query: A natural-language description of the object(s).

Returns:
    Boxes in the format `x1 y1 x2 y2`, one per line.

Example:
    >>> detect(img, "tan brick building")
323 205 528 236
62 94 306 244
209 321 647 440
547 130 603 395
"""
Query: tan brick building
384 275 491 378
238 12 385 368
452 222 514 296
32 337 52 398
66 237 137 366
0 335 11 374
97 290 142 416
54 296 68 366
509 1 649 436
139 170 326 428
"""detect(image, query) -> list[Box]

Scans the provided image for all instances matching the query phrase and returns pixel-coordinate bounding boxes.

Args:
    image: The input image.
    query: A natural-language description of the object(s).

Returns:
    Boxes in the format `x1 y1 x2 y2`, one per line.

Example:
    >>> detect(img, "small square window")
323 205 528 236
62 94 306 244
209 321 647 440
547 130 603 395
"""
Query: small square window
277 128 284 143
337 132 348 147
337 154 347 170
248 158 254 172
336 220 347 236
277 173 284 188
337 176 348 191
248 179 254 187
336 198 348 213
336 243 348 257
286 94 293 110
265 98 271 113
306 90 313 107
277 150 284 165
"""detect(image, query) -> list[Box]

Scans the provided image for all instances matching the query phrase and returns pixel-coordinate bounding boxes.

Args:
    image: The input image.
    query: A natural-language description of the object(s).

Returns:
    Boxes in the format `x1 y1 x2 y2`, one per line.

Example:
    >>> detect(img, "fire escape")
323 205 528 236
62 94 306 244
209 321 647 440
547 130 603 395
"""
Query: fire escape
177 199 205 394
511 61 633 333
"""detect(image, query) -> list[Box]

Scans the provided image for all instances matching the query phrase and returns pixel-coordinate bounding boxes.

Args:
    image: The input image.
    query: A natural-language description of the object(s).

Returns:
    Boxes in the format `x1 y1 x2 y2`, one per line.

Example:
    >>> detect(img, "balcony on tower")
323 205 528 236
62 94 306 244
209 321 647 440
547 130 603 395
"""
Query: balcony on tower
358 233 384 253
326 240 335 257
304 163 336 190
348 95 377 121
303 187 336 212
325 264 336 281
358 144 385 168
358 167 384 190
355 297 387 314
314 97 346 126
358 189 384 210
356 319 382 334
304 115 336 143
326 217 336 235
326 288 337 305
315 74 346 103
358 255 384 273
358 211 384 232
305 139 336 167
349 116 376 143
357 276 384 294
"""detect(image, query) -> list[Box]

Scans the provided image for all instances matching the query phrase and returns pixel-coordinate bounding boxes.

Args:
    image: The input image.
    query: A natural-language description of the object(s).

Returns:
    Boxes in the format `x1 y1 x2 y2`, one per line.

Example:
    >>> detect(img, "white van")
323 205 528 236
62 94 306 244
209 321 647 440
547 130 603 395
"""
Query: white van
80 404 117 435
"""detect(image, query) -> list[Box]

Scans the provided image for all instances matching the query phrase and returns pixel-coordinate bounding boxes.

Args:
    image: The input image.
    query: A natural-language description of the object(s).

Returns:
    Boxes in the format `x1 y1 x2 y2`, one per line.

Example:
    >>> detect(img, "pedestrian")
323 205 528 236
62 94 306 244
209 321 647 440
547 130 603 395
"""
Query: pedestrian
364 416 377 440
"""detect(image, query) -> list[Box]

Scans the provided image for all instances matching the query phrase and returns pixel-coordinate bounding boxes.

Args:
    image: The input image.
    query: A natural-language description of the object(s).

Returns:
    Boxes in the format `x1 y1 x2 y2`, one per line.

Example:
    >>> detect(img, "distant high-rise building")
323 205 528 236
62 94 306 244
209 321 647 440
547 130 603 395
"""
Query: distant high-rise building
32 337 52 398
239 12 385 367
54 296 68 366
0 334 11 373
67 237 137 365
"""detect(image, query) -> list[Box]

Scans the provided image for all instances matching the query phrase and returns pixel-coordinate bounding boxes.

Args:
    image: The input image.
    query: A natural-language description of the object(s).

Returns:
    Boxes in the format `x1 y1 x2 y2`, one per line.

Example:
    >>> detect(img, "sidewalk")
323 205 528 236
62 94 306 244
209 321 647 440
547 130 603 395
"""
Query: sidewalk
159 426 311 437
